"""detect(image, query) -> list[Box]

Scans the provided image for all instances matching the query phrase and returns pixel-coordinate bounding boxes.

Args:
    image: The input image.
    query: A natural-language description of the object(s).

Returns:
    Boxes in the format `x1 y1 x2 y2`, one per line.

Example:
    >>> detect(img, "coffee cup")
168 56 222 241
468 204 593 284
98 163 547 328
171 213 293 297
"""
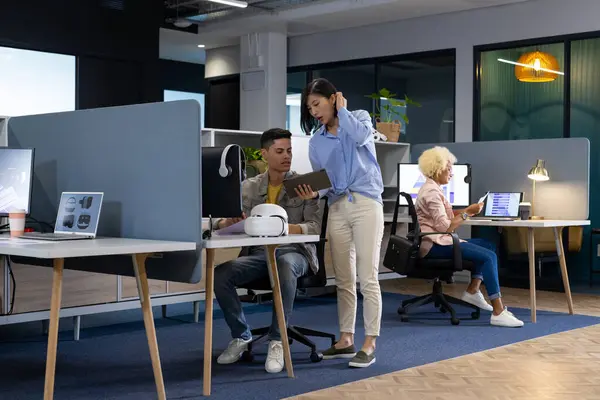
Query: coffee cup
519 202 531 220
8 209 26 237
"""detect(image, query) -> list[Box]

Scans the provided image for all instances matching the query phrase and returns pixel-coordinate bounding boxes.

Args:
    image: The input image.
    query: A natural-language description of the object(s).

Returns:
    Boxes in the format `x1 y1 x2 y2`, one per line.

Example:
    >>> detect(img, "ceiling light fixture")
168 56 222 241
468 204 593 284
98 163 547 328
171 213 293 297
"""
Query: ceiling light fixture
497 58 564 76
207 0 248 8
197 44 205 48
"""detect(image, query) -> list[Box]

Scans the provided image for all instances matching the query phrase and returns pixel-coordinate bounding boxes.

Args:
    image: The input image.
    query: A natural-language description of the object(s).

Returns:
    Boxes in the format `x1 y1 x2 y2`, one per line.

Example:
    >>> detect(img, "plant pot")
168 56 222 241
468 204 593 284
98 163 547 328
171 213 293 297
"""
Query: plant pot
246 159 268 178
376 119 401 142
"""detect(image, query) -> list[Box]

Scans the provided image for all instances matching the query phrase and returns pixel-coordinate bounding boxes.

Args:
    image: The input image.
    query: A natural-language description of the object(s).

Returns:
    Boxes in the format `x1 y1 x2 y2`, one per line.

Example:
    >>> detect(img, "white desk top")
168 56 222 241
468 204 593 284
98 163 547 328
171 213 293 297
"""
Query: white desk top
384 215 590 228
465 219 590 228
203 234 320 249
0 237 197 259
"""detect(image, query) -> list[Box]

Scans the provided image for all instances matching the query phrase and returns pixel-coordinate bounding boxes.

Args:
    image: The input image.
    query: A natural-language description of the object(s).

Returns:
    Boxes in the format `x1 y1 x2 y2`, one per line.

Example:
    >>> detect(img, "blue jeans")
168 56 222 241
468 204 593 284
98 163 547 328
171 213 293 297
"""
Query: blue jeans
213 245 309 341
425 238 502 299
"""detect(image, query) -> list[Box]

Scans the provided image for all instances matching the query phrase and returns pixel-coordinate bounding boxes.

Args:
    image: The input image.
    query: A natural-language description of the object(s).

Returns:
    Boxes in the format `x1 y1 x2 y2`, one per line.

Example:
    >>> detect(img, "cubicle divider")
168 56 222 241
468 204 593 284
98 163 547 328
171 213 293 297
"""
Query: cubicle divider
411 138 590 284
411 138 590 220
3 100 205 320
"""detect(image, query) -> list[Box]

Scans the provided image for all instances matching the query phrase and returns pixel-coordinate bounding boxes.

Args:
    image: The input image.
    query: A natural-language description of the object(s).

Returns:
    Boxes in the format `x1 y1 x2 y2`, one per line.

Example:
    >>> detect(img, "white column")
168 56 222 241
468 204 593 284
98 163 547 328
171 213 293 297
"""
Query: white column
240 31 287 132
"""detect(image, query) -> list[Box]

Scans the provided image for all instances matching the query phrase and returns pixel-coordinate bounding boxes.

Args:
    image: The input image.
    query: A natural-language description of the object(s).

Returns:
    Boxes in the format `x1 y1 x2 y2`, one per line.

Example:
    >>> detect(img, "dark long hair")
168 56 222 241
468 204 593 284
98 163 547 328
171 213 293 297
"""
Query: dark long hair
300 78 337 135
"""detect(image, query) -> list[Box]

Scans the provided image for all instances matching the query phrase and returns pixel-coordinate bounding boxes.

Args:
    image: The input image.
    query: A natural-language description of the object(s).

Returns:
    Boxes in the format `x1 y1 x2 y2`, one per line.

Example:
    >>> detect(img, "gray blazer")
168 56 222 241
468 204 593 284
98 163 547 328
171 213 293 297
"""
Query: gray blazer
216 171 323 273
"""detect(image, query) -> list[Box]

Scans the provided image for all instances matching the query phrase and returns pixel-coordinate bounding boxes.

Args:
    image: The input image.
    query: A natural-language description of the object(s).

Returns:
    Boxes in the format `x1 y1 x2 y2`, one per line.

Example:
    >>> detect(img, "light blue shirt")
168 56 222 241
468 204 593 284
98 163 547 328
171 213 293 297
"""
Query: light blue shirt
308 107 384 206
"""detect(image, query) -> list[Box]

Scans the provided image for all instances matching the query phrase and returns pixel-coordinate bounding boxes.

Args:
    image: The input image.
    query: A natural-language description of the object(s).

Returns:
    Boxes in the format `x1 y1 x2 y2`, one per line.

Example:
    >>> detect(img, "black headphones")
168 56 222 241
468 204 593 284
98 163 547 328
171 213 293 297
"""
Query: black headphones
219 144 247 180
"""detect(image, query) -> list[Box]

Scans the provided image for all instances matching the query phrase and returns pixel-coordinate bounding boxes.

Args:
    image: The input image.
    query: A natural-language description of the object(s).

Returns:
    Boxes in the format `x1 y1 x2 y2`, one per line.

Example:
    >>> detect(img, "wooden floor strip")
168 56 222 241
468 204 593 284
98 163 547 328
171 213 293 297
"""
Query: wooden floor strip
286 278 600 400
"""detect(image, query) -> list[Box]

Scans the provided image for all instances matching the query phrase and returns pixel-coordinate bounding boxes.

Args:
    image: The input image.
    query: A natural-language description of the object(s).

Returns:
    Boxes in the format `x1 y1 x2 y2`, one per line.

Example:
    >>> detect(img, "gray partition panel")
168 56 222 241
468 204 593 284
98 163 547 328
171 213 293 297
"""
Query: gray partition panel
411 138 589 220
7 100 203 283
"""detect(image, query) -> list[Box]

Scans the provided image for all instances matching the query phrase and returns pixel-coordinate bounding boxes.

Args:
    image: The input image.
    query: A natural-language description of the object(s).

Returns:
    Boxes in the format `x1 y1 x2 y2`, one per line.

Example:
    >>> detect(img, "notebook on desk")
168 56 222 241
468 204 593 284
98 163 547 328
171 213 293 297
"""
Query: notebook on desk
21 192 104 241
471 192 522 221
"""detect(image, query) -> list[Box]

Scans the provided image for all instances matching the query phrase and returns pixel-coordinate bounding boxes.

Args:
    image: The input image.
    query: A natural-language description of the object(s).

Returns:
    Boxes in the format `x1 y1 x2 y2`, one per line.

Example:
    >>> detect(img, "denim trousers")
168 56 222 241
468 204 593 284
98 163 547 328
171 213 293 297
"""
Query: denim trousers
213 245 309 341
425 237 501 299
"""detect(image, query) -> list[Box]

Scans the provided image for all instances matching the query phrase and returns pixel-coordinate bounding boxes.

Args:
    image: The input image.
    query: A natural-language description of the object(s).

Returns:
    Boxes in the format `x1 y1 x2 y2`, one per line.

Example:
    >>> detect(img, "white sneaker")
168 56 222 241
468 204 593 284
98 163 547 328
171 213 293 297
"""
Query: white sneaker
461 290 493 312
217 338 252 364
265 340 284 373
491 307 524 327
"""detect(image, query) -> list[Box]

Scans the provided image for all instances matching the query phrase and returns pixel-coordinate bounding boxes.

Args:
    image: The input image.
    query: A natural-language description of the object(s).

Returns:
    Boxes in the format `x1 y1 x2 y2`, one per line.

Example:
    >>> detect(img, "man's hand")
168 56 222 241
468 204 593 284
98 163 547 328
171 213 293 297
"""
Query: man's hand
335 92 347 111
217 212 246 229
465 202 484 216
294 184 318 200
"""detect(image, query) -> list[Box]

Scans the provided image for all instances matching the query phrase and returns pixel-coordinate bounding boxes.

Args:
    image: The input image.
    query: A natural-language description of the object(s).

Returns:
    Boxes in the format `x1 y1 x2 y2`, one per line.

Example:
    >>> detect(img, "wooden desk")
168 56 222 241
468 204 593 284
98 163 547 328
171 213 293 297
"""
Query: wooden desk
202 233 319 396
0 237 197 400
464 219 590 322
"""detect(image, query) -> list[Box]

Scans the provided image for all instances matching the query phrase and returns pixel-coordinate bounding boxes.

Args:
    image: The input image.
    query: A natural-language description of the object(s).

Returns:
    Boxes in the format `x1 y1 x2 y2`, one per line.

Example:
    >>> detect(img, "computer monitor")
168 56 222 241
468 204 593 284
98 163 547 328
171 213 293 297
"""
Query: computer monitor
397 163 471 207
0 148 34 216
201 145 245 219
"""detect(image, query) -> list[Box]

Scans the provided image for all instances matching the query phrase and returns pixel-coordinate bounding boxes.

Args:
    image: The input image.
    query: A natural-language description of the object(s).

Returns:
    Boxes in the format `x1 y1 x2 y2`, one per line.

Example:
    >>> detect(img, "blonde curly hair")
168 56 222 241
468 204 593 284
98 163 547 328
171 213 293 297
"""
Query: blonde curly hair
417 146 457 179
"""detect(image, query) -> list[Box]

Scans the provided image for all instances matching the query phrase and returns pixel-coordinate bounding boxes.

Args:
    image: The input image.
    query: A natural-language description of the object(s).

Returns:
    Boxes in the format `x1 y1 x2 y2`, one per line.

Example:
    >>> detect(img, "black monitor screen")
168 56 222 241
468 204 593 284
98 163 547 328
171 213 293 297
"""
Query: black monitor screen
0 148 34 215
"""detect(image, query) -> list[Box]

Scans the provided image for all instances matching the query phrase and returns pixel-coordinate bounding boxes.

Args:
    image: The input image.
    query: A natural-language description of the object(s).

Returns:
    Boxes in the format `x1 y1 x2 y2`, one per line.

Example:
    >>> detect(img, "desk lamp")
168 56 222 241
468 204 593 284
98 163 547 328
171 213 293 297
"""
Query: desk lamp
527 159 549 220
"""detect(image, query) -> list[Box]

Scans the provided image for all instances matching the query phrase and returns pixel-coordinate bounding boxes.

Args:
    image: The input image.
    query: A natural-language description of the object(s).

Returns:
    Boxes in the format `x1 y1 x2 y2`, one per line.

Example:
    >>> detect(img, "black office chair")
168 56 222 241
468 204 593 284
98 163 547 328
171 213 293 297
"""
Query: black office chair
383 192 480 325
239 199 335 362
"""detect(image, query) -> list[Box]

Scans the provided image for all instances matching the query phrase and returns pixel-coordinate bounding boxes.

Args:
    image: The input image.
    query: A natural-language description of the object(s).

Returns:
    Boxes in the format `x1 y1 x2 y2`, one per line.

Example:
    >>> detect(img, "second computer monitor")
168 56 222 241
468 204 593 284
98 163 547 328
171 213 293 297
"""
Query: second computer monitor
0 148 35 216
397 163 471 207
201 146 245 219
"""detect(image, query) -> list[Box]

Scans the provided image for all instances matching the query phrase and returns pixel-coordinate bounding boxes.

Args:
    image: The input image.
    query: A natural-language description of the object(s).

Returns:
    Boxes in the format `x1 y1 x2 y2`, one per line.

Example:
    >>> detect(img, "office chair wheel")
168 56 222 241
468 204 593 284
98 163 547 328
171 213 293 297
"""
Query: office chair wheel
400 315 409 322
451 317 460 326
397 306 405 315
241 350 254 362
439 307 447 314
310 352 323 363
471 311 480 319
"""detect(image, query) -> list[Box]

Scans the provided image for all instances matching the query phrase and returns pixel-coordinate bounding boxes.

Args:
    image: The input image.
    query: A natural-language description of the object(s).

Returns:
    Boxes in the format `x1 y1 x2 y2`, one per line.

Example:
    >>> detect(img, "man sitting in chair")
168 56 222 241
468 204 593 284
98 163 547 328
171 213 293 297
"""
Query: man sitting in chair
213 128 322 373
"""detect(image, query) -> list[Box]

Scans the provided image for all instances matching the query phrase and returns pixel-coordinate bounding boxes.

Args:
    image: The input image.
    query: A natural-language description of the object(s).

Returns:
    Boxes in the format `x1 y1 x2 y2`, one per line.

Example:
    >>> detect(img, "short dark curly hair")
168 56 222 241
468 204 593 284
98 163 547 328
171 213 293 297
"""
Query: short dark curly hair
260 128 292 149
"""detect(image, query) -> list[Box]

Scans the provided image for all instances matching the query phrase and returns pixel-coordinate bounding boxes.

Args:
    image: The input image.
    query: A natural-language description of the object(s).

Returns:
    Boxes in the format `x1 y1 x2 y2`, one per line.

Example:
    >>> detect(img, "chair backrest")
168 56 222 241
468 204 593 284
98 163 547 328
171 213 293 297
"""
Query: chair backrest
312 198 329 286
383 192 421 276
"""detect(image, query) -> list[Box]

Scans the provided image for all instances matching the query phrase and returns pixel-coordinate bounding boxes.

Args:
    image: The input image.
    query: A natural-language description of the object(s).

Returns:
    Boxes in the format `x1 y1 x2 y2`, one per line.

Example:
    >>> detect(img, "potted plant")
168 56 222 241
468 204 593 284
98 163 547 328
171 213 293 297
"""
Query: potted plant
365 88 421 142
243 146 267 178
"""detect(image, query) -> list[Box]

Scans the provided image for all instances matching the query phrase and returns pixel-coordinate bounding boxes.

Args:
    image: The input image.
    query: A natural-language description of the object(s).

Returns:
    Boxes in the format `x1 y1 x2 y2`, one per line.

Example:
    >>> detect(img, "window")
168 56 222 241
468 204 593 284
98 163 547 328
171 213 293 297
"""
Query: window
570 37 600 226
164 90 205 128
286 71 306 136
477 43 565 141
0 46 75 117
313 65 375 116
288 51 456 143
378 53 455 144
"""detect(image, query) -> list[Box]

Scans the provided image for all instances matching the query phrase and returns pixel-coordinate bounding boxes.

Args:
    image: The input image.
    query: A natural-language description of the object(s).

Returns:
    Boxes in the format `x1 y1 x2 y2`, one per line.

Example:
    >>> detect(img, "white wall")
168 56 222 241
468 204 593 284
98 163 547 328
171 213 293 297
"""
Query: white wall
205 45 241 78
288 0 600 142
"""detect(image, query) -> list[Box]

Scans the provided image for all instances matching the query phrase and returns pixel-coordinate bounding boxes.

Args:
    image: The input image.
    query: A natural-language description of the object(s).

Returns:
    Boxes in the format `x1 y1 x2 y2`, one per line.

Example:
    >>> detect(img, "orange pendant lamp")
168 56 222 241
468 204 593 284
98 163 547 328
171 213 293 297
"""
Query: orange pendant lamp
514 51 561 82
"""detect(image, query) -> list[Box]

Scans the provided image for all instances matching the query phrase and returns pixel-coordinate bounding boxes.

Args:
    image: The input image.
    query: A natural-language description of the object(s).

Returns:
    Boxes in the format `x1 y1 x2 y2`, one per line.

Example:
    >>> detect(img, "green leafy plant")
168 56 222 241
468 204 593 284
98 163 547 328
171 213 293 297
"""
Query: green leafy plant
243 146 264 161
365 88 421 124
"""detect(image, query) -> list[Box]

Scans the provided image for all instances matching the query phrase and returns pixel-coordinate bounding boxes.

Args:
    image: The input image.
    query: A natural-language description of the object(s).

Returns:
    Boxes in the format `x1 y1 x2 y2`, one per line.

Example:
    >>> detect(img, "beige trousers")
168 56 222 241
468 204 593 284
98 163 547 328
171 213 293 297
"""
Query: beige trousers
327 192 384 337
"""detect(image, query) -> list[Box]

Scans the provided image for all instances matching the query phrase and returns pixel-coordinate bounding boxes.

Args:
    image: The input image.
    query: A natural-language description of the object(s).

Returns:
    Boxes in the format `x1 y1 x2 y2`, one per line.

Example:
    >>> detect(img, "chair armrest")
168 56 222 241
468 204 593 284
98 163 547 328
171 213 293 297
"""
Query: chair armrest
419 232 463 271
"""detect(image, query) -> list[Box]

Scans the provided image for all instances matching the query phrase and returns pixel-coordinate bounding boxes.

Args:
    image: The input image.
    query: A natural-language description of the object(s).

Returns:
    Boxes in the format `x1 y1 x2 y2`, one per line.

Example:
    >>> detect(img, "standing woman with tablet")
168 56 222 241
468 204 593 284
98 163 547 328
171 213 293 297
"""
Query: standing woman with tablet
300 78 384 368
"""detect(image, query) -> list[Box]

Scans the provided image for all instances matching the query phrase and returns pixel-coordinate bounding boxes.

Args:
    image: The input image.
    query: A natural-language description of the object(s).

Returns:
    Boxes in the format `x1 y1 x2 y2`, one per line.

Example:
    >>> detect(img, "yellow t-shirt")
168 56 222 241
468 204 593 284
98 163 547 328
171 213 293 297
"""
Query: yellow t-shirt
267 183 283 204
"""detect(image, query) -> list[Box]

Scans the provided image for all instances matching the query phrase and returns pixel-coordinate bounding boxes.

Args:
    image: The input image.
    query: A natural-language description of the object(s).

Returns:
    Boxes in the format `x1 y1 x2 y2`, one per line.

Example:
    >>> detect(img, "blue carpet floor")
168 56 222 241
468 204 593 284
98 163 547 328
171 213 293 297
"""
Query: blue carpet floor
0 292 598 400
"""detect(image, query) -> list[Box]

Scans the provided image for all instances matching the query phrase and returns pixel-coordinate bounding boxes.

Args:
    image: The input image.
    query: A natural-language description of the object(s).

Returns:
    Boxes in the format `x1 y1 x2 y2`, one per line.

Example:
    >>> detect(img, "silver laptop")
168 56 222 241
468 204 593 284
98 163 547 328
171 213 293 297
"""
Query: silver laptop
21 192 104 241
471 192 522 221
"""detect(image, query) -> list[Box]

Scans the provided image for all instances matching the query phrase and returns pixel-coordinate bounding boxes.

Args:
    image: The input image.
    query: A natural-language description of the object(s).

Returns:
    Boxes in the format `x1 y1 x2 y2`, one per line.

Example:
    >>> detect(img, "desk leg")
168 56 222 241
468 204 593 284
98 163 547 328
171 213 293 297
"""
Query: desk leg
527 228 537 323
203 249 215 396
44 258 64 400
132 254 166 400
553 227 574 315
265 244 295 379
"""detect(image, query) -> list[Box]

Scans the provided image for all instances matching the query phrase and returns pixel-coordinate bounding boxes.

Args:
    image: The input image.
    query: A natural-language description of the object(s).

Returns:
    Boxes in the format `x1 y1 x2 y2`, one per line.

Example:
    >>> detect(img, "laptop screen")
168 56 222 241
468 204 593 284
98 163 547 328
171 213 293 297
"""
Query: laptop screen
483 192 522 218
55 192 103 236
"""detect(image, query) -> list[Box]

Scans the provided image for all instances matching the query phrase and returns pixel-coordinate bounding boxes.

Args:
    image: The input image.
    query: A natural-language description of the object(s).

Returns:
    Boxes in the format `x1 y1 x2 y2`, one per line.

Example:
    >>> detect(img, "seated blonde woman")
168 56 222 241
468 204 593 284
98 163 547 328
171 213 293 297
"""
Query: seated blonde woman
415 146 523 328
